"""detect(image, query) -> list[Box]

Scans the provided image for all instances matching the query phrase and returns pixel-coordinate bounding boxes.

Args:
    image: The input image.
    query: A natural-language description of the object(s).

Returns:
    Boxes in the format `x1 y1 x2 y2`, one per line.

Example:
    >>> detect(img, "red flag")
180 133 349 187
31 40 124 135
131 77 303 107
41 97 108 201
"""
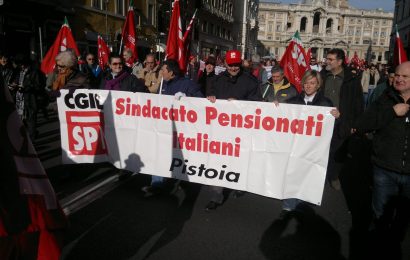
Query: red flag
98 35 110 69
181 9 198 73
350 51 360 68
120 0 138 64
306 48 311 64
394 25 408 67
344 50 350 65
166 0 185 71
279 31 309 92
0 76 67 259
40 17 79 74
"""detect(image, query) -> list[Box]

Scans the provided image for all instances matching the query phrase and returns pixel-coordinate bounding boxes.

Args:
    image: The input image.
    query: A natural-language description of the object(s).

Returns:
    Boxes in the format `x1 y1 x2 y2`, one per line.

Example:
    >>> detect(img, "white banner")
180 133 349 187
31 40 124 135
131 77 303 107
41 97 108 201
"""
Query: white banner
57 89 335 205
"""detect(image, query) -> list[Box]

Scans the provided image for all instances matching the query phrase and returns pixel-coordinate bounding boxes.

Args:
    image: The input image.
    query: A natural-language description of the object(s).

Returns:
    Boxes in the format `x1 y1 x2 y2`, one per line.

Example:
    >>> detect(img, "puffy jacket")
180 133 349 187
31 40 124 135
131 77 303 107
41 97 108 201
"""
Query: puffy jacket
261 77 298 103
160 76 203 97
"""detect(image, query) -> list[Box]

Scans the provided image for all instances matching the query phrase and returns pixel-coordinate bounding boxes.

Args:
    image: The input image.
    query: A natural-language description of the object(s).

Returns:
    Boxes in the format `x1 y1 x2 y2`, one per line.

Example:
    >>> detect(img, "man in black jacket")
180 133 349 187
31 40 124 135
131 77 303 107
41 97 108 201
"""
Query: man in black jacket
355 61 410 258
205 50 262 211
321 48 364 190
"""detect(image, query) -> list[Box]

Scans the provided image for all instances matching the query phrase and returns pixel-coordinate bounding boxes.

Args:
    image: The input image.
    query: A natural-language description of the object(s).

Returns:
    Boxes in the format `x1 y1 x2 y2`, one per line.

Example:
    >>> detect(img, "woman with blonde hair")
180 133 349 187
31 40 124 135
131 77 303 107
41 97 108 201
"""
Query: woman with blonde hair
279 69 340 218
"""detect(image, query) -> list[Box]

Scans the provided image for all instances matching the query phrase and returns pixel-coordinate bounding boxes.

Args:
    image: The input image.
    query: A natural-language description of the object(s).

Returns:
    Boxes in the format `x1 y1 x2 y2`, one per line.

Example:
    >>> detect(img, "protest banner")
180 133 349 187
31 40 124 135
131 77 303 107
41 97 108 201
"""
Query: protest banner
57 90 335 205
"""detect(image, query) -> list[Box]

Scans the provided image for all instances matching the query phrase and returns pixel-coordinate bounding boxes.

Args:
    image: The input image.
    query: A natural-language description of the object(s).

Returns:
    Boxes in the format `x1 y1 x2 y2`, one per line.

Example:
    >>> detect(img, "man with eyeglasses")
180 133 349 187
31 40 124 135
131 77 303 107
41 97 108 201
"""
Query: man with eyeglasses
205 50 262 211
81 53 103 89
320 48 364 191
137 53 162 93
354 61 410 257
122 48 143 77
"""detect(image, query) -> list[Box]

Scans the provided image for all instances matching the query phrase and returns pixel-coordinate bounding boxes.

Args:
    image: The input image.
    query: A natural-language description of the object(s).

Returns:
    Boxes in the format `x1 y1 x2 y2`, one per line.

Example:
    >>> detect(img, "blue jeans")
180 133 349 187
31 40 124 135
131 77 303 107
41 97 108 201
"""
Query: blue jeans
372 166 410 218
282 198 302 211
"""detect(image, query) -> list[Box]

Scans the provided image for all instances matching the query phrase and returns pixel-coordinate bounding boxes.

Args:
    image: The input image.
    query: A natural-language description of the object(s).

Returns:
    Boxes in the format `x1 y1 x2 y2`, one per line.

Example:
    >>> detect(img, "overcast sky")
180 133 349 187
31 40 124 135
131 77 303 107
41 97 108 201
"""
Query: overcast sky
262 0 395 12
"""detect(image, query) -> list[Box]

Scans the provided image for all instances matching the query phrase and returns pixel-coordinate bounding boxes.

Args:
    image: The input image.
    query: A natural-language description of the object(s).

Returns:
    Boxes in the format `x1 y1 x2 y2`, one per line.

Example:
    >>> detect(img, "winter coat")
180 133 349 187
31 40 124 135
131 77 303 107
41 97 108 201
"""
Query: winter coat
100 71 148 93
361 69 380 93
286 90 333 107
355 87 410 174
198 70 216 96
208 70 262 101
321 68 364 139
160 76 203 97
137 67 162 93
261 77 298 103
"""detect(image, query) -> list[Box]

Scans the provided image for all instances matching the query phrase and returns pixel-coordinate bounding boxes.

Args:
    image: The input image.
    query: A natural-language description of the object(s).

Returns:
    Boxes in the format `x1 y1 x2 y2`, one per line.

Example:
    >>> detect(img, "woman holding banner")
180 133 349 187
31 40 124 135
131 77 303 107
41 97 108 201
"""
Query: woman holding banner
280 69 340 219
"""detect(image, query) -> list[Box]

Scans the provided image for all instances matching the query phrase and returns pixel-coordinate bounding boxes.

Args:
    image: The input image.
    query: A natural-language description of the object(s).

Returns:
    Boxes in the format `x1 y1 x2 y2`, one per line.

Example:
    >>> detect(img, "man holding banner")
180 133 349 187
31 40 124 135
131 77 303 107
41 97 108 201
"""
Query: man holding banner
142 59 203 197
205 50 262 211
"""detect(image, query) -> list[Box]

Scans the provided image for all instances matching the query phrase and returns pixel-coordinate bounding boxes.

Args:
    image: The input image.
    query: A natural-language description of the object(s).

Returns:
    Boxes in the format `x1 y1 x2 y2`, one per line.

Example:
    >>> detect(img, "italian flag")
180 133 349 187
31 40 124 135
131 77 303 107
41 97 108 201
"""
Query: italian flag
279 31 309 93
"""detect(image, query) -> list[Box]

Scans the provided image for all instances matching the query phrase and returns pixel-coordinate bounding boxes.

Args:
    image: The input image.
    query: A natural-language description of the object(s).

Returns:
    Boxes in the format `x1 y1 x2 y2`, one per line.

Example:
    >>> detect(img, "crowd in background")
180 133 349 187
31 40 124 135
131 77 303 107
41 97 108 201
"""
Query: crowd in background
1 46 409 260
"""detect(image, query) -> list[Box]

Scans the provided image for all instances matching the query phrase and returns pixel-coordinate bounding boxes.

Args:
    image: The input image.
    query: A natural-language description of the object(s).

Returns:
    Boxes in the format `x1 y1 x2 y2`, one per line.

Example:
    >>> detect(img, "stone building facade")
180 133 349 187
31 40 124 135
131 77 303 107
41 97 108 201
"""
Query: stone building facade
195 0 235 58
258 0 393 63
233 0 259 59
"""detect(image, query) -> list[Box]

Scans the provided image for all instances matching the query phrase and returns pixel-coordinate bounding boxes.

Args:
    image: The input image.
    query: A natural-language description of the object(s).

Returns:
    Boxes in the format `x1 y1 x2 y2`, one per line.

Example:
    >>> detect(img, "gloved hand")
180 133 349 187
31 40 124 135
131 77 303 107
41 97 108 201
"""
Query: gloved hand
174 92 186 100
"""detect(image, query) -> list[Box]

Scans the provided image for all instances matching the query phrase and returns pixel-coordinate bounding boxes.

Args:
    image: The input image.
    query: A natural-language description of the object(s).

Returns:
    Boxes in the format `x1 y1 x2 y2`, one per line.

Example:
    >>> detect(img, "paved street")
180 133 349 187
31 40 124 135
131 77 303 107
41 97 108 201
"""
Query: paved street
34 111 410 260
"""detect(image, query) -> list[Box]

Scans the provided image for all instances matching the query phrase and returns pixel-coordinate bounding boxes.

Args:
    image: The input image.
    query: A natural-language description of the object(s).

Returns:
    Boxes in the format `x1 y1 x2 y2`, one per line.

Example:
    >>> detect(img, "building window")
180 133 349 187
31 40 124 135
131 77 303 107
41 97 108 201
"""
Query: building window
326 18 333 33
148 4 154 25
300 17 307 32
116 0 124 15
313 12 320 33
203 21 208 33
373 31 379 37
92 0 102 9
276 23 282 32
268 23 273 32
209 23 214 35
356 29 361 36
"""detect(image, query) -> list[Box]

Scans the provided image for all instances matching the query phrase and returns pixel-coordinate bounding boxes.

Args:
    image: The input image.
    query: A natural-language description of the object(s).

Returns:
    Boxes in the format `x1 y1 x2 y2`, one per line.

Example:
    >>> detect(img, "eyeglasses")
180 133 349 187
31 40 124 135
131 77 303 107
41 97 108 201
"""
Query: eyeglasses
111 62 123 66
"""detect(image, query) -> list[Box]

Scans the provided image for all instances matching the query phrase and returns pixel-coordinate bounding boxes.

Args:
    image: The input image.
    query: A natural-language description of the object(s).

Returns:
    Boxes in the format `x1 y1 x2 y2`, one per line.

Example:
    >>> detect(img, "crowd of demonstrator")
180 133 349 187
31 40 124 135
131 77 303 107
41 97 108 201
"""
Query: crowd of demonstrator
1 46 409 259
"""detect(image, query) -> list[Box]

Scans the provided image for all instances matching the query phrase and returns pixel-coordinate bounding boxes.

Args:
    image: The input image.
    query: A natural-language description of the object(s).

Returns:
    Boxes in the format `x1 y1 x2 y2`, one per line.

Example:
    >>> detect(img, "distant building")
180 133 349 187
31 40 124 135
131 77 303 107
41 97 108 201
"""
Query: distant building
258 0 393 63
233 0 259 59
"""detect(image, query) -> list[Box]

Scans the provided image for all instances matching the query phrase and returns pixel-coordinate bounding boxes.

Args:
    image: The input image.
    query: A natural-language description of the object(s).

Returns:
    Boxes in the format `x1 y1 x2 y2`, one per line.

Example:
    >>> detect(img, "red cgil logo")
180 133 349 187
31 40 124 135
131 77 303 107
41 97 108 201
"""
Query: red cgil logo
66 111 107 155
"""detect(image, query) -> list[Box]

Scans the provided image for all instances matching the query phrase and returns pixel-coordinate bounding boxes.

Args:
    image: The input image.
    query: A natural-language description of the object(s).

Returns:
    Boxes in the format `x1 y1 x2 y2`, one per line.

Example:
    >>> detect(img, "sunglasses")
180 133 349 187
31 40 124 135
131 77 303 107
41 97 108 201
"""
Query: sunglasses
111 62 123 66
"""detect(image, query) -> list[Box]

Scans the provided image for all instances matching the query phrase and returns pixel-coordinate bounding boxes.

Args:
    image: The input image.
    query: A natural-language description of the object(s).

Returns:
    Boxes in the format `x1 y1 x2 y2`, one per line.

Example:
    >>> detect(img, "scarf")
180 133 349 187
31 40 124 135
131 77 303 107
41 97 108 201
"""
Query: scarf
52 69 72 90
105 71 129 91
